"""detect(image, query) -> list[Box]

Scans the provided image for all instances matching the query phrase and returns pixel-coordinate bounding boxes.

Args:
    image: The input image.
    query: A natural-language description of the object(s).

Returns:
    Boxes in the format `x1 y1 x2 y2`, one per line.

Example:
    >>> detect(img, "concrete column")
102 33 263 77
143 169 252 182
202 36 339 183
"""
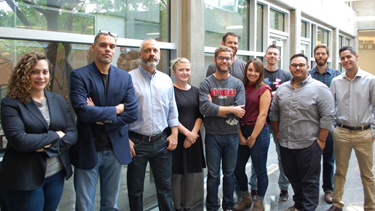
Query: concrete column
179 0 205 207
289 9 302 56
180 0 205 88
332 27 340 70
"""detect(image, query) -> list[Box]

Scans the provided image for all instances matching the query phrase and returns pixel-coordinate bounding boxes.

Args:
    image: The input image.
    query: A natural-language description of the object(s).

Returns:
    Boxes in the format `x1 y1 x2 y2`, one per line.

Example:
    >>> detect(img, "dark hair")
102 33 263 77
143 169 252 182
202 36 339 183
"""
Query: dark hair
118 52 127 59
126 50 139 60
339 46 357 56
214 46 233 58
314 44 329 55
265 44 280 55
290 53 308 64
243 58 265 89
7 52 50 103
222 32 240 43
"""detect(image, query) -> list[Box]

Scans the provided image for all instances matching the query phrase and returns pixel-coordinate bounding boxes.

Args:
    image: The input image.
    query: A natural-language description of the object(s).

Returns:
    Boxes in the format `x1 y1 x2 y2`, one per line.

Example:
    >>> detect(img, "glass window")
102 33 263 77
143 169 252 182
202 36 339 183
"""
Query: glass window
339 36 344 47
346 38 351 46
0 0 170 41
317 28 329 45
0 38 170 103
301 21 307 38
270 9 284 31
257 4 264 52
204 0 248 50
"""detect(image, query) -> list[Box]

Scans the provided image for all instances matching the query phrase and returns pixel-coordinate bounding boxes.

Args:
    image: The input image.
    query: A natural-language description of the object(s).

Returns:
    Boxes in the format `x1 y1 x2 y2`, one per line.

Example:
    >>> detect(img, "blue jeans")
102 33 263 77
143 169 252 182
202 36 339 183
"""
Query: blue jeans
322 131 334 192
250 126 290 191
235 125 270 199
205 133 239 211
3 170 65 211
127 134 173 211
74 150 122 211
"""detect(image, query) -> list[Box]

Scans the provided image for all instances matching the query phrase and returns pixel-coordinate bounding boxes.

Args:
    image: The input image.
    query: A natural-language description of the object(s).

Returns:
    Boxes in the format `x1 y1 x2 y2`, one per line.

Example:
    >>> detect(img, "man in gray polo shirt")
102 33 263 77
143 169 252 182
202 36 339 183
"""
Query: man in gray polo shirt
206 32 246 81
270 53 334 211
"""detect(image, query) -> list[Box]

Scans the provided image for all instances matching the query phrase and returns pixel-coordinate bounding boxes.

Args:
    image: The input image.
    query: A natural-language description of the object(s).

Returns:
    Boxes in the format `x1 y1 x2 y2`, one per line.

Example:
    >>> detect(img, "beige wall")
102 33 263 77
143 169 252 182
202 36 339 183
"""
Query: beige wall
358 35 375 75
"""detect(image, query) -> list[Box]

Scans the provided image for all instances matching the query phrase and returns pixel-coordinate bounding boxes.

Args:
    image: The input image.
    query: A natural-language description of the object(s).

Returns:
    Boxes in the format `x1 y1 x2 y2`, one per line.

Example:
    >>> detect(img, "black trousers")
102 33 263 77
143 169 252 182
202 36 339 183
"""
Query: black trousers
280 141 322 211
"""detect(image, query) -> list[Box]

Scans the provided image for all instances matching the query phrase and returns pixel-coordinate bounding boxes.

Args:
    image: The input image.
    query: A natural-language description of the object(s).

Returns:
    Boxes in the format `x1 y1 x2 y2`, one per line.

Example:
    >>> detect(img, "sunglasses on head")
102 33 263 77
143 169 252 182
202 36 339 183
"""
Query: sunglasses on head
97 30 118 40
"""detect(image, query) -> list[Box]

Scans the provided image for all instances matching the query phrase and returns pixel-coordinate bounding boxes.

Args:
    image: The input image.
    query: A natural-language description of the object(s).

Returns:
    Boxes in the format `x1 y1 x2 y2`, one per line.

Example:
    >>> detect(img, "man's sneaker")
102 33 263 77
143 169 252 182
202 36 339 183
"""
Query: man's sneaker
251 189 257 200
283 206 300 211
279 190 289 201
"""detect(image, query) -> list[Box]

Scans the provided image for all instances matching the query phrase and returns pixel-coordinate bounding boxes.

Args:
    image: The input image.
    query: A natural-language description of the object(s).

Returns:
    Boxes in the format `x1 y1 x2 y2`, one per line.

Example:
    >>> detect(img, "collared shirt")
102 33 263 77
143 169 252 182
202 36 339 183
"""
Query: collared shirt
269 75 334 149
128 66 179 136
308 66 341 87
330 68 375 136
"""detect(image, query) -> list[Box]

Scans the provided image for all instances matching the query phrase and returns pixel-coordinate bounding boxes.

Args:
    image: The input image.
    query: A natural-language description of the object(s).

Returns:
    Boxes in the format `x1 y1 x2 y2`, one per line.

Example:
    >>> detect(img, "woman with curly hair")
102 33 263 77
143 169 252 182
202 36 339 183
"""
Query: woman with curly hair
234 58 271 211
0 52 77 211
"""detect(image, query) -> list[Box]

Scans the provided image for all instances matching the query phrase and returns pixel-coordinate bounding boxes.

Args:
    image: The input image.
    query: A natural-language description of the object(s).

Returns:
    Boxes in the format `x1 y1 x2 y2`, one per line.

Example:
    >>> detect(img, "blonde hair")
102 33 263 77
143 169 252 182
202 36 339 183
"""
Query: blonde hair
170 57 190 72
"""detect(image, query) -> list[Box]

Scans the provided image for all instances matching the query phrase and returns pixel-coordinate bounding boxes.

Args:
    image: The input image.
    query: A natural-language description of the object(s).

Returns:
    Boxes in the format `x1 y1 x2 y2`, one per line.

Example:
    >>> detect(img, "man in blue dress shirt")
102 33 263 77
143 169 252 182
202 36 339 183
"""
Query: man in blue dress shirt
127 38 179 211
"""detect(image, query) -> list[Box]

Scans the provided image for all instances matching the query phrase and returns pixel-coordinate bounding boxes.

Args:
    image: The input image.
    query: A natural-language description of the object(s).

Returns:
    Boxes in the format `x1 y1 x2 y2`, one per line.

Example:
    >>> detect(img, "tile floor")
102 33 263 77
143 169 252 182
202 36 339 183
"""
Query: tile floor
56 138 374 211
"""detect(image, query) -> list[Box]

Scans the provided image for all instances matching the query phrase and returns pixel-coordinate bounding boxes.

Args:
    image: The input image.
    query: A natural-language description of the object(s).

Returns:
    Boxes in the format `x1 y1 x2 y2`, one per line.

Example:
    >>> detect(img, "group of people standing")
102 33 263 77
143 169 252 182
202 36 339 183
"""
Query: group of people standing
0 29 374 211
201 32 375 211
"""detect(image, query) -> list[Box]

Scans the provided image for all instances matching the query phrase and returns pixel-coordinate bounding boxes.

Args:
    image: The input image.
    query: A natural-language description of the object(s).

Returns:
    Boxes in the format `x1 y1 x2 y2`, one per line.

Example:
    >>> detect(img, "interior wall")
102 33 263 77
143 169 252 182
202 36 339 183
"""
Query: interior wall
358 33 375 75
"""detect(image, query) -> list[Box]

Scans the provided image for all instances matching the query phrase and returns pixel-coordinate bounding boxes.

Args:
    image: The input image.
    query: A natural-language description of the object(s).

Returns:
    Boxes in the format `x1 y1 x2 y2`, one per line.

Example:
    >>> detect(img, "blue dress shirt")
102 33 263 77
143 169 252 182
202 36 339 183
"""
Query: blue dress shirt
128 66 179 136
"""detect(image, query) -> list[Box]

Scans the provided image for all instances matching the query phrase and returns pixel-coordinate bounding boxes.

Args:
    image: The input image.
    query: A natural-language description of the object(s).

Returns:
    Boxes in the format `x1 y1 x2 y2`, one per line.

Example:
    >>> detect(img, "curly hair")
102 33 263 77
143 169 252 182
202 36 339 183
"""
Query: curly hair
7 52 50 103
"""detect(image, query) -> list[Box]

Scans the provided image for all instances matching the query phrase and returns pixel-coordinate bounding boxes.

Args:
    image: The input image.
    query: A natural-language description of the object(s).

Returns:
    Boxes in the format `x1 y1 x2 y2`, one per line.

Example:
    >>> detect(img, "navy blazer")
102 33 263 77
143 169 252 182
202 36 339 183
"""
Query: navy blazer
0 90 78 191
69 62 138 170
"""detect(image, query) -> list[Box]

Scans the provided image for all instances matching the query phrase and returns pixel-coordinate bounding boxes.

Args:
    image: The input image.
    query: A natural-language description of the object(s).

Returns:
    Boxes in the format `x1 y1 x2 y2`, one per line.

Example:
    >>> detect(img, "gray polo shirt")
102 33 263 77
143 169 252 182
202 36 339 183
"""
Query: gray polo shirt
269 75 334 149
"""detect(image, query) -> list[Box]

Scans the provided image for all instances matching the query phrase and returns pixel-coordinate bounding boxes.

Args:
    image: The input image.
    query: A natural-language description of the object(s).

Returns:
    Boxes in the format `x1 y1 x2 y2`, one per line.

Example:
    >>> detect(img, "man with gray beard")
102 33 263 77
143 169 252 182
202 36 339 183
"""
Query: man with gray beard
127 38 179 211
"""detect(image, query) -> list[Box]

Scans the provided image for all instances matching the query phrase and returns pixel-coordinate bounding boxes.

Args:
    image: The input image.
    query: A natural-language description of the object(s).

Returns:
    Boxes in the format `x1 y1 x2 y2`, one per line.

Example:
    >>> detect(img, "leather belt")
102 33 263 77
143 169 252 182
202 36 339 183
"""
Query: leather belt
336 124 370 131
129 129 167 142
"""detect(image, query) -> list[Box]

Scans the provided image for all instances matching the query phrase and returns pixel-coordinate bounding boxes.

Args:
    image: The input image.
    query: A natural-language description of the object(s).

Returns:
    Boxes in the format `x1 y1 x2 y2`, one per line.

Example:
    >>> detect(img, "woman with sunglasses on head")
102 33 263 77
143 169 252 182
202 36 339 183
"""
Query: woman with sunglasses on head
0 52 77 211
170 58 205 211
234 58 271 211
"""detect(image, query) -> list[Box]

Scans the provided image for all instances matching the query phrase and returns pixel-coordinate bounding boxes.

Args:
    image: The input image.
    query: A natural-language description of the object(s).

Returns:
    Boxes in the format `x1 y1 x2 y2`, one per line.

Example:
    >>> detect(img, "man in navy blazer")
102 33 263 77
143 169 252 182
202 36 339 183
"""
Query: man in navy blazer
69 30 138 211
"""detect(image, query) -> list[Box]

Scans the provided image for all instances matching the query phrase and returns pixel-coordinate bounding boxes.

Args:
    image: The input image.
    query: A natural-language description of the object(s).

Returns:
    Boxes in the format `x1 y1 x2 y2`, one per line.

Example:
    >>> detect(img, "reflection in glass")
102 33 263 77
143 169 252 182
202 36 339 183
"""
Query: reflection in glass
270 9 284 31
0 38 171 106
204 0 248 50
301 21 307 38
0 0 169 41
339 36 344 47
317 28 329 45
346 38 350 46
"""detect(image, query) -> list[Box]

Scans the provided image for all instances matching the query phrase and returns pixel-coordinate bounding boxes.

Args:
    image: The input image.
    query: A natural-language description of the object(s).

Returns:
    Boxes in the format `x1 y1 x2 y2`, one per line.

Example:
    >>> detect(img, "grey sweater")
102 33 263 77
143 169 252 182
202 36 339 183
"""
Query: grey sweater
199 75 245 135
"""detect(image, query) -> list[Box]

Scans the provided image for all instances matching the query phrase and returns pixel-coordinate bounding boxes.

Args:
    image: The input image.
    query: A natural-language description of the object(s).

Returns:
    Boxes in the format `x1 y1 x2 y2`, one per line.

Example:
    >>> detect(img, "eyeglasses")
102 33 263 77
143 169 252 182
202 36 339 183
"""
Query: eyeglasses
216 56 232 61
97 30 118 40
290 63 306 68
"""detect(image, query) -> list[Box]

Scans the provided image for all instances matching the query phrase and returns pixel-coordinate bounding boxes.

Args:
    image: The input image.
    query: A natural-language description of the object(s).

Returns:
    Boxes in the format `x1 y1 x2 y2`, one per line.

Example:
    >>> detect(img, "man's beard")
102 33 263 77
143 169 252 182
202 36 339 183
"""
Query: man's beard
316 58 327 66
142 55 160 67
216 64 230 73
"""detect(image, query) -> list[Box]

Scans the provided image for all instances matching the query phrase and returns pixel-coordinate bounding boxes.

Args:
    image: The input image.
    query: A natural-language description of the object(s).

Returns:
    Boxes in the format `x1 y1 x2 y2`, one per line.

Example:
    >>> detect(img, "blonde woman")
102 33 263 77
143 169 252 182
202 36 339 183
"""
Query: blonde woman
171 58 205 211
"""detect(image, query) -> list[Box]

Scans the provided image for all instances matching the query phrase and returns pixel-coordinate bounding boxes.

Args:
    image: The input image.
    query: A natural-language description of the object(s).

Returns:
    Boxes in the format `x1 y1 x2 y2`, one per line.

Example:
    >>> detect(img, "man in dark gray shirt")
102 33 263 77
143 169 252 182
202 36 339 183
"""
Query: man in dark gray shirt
206 32 246 81
269 53 334 211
